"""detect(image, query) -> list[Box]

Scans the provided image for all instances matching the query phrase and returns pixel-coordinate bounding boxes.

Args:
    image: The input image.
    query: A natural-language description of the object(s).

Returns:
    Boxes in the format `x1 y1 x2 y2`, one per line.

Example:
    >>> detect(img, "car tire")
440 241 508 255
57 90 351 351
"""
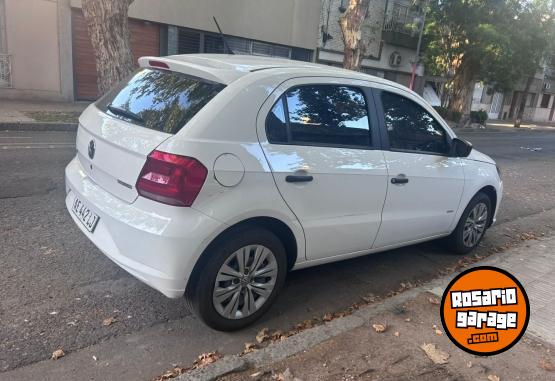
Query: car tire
447 192 492 255
185 227 287 331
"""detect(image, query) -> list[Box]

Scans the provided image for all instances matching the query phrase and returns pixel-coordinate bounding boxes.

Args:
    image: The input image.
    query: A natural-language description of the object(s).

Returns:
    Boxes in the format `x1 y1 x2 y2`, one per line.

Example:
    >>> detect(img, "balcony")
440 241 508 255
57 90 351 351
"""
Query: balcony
0 54 11 88
382 2 419 49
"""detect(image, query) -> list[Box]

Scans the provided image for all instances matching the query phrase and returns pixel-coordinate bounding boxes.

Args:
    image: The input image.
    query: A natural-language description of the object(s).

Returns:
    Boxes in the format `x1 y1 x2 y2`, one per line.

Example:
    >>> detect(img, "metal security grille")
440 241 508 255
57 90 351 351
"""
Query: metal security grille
174 26 312 62
0 54 11 88
177 29 201 54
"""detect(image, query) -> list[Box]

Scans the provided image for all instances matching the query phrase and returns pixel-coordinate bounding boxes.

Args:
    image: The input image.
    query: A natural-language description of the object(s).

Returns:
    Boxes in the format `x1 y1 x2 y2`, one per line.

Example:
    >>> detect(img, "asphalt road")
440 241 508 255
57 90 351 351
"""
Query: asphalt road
1 128 555 377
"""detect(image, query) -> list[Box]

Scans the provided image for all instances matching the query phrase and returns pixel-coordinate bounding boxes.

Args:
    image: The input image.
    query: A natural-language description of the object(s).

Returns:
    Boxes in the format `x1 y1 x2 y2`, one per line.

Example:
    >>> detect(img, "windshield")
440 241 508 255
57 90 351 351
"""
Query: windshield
96 68 226 134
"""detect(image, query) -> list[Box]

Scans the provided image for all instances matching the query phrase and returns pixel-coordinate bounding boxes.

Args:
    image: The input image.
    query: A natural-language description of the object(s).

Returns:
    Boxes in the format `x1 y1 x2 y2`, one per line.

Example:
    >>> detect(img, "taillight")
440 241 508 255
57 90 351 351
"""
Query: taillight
136 150 207 207
148 60 170 70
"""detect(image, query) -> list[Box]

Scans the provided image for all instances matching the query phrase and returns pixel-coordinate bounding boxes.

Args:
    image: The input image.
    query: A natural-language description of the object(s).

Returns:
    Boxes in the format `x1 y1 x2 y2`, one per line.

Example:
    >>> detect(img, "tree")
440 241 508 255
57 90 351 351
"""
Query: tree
506 1 554 127
339 0 371 71
424 0 554 126
82 0 135 95
424 1 512 124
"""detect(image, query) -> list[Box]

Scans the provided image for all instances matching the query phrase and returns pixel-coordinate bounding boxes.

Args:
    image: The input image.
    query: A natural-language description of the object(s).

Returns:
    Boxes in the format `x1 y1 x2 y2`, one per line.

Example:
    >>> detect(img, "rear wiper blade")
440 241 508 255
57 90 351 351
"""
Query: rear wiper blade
107 104 144 125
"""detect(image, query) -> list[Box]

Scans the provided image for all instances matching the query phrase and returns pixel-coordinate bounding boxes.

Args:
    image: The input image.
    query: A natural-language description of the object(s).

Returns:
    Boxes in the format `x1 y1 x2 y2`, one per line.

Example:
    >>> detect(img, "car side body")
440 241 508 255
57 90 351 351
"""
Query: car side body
65 54 502 327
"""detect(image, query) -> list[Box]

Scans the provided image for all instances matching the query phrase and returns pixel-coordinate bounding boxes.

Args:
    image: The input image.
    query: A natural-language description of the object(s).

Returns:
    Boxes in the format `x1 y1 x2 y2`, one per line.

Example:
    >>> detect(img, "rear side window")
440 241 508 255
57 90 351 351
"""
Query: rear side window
381 91 450 155
266 85 372 148
96 68 225 134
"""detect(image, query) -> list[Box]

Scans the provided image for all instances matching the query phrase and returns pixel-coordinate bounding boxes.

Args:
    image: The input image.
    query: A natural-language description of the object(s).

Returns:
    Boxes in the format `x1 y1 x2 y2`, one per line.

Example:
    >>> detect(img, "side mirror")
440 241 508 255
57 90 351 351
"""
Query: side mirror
451 137 473 157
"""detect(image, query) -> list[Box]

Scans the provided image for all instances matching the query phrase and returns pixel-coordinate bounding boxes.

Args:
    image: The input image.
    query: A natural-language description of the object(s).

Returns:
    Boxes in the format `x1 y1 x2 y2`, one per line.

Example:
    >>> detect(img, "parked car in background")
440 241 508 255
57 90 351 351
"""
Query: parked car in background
65 55 502 331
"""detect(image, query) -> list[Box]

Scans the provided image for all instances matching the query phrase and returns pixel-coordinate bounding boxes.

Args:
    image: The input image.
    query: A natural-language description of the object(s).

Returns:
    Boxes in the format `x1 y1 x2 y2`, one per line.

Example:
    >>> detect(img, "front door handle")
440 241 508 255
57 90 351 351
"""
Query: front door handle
391 175 409 185
286 175 314 183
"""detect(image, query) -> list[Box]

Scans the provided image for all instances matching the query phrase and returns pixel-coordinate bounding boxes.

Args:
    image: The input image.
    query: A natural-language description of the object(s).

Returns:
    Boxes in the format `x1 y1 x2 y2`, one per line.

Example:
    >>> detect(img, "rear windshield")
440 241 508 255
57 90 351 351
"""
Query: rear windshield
96 68 225 134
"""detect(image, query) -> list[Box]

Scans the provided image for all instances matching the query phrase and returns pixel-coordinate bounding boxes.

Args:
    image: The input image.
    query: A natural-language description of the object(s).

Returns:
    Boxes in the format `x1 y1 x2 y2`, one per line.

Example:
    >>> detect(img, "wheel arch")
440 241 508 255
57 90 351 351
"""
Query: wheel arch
477 185 497 227
185 216 298 295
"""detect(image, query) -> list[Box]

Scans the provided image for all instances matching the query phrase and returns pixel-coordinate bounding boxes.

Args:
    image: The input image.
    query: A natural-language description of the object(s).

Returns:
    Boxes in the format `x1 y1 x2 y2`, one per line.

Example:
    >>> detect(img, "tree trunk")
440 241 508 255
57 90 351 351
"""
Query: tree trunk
448 58 476 127
339 0 370 71
497 93 506 120
513 76 534 128
82 0 135 95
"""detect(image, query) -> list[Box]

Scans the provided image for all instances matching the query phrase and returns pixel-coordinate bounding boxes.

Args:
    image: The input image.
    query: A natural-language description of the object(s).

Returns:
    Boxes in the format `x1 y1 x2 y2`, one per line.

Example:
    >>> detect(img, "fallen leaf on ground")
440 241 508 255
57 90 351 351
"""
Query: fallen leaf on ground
362 295 378 303
273 367 302 381
427 297 440 305
372 323 387 333
256 328 269 343
488 375 500 381
435 329 443 335
241 342 257 355
102 317 117 326
394 331 400 337
192 351 221 369
153 366 188 381
420 343 449 364
51 349 65 360
539 359 555 371
270 330 287 341
322 313 334 322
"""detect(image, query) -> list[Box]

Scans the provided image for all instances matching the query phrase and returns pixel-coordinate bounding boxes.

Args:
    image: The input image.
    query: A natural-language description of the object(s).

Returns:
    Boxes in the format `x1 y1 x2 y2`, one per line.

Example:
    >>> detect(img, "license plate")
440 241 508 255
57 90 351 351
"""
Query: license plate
71 196 100 233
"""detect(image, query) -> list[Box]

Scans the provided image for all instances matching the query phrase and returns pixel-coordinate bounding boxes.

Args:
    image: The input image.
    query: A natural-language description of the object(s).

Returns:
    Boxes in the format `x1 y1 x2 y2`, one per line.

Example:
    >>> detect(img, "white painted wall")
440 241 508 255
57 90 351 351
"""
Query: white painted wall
0 0 73 100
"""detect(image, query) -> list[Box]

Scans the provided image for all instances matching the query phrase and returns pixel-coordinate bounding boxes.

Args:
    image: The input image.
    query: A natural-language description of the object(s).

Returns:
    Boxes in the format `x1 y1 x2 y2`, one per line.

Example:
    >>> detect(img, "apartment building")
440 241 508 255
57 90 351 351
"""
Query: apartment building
317 0 425 92
471 58 555 123
0 0 321 101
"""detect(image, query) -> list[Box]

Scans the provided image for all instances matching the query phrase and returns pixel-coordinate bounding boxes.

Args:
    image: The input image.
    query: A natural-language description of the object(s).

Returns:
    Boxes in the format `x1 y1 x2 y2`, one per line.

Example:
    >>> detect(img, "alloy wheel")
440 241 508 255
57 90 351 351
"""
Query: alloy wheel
213 245 278 319
463 202 488 248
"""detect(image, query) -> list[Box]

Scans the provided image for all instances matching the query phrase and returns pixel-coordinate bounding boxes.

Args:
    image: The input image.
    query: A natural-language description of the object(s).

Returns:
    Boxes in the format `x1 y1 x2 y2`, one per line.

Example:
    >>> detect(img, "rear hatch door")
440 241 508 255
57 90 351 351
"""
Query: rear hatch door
76 67 226 203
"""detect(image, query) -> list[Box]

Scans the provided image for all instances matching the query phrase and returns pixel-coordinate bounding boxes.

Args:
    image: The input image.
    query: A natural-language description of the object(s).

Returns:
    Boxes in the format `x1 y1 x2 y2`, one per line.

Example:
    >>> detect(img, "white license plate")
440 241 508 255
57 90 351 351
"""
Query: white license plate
71 196 100 233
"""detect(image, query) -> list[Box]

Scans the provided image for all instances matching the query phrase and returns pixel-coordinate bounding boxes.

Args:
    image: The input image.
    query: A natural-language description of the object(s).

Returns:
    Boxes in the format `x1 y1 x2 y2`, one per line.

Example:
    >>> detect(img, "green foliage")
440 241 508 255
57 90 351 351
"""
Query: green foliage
424 0 555 95
470 110 488 124
433 106 462 122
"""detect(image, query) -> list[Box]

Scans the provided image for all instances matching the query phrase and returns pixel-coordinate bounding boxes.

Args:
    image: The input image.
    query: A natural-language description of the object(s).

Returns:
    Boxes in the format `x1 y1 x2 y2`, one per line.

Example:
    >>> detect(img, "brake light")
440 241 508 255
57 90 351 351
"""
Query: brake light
136 150 207 207
148 60 170 70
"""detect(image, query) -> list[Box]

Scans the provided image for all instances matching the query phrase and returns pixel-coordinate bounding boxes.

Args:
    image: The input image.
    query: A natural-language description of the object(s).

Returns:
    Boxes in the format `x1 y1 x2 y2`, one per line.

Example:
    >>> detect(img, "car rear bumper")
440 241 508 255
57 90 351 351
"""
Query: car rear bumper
64 156 223 298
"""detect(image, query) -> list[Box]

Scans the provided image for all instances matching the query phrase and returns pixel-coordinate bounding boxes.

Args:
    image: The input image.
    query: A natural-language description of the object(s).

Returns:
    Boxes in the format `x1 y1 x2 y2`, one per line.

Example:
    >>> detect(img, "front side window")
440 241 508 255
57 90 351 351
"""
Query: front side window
96 68 225 134
381 91 450 155
266 85 372 148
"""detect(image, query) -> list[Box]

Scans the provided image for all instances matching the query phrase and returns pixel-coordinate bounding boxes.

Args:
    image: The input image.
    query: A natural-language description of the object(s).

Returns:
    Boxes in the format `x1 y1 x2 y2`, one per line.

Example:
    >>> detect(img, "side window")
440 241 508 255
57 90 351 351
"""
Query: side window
381 91 450 155
266 98 288 144
265 85 372 148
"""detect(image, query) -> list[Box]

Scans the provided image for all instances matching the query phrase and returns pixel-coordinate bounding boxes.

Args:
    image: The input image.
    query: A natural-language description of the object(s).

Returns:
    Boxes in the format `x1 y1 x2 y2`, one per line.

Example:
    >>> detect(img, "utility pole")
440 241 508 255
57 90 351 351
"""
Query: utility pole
409 0 428 91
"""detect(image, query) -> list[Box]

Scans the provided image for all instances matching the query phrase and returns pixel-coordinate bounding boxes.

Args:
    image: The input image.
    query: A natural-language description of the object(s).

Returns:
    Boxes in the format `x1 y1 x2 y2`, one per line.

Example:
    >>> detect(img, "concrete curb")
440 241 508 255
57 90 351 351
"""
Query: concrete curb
0 122 77 132
178 281 445 381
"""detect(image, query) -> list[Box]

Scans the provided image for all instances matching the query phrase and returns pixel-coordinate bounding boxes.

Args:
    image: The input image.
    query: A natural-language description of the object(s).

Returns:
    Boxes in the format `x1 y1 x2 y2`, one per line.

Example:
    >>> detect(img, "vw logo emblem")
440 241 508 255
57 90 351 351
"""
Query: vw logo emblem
88 139 96 160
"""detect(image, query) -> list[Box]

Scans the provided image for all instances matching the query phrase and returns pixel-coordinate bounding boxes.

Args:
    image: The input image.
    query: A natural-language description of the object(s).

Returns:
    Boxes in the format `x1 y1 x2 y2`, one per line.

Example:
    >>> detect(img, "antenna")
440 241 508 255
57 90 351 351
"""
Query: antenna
213 17 234 55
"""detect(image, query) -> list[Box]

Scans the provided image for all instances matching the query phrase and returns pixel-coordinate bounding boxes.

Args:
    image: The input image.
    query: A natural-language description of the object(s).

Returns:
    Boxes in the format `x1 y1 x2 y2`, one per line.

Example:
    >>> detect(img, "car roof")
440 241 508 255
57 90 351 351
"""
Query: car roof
138 54 407 90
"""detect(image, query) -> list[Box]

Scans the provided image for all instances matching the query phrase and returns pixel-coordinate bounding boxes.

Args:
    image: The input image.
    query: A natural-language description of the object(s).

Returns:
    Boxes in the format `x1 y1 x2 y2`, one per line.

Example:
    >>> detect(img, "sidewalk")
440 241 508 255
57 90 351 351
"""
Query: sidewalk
0 99 89 127
190 236 555 381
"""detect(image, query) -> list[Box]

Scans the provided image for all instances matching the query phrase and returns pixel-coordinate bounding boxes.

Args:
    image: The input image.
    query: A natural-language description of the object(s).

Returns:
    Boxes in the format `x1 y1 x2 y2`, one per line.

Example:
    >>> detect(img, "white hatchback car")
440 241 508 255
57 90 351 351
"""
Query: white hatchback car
65 54 502 330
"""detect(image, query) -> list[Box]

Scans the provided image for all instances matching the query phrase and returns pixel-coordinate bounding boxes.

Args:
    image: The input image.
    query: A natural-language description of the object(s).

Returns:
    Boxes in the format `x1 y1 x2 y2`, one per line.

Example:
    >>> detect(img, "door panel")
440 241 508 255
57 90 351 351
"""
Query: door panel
257 78 388 260
372 87 465 248
373 151 464 248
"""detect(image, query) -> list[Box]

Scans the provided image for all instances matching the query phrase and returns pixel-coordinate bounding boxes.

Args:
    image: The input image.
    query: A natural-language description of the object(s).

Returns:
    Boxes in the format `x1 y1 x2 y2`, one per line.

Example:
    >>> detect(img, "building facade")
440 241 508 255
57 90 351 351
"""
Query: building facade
317 0 425 92
471 59 555 123
0 0 321 101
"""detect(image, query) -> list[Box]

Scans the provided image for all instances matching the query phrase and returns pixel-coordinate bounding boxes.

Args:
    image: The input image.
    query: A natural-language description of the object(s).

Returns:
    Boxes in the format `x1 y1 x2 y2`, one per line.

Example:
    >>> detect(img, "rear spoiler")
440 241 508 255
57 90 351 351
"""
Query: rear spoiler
138 56 238 84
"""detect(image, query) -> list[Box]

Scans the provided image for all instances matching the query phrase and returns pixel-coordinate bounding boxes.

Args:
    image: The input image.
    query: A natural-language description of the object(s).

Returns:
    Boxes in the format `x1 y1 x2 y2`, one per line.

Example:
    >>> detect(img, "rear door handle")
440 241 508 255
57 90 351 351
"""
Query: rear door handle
286 175 314 183
391 176 409 184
